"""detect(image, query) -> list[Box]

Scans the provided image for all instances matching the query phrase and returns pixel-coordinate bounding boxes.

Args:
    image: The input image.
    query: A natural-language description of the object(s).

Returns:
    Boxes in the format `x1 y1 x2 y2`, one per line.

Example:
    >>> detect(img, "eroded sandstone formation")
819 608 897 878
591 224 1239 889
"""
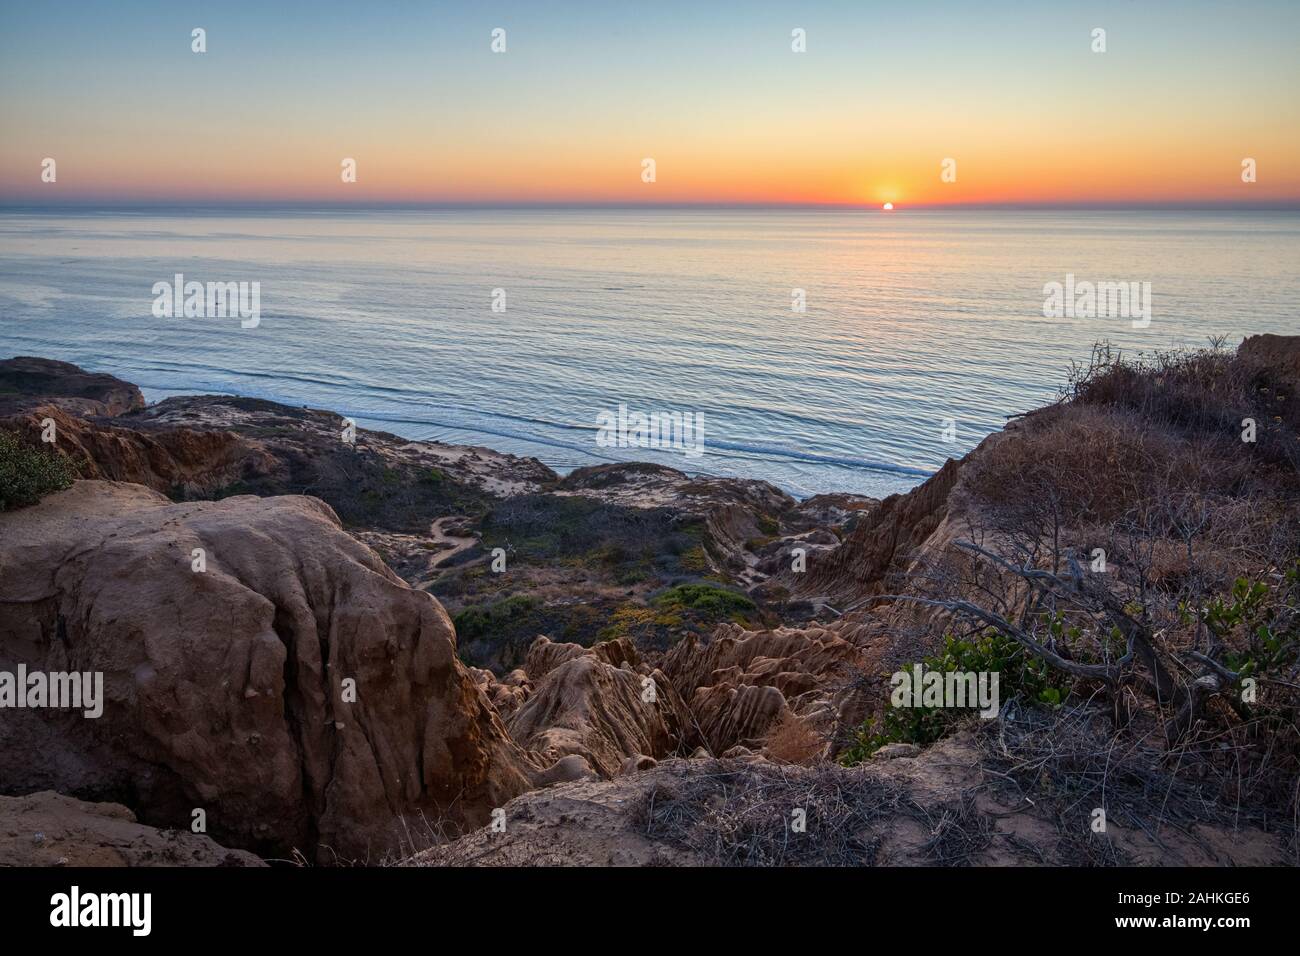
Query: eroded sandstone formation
507 638 695 776
0 481 535 862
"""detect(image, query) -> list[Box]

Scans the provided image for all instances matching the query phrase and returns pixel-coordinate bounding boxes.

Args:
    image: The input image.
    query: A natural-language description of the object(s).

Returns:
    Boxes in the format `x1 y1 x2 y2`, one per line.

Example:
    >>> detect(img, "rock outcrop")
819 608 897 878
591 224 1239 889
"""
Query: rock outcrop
0 356 144 417
789 457 963 608
3 405 274 498
0 356 556 533
468 666 533 720
1238 332 1300 388
0 480 535 861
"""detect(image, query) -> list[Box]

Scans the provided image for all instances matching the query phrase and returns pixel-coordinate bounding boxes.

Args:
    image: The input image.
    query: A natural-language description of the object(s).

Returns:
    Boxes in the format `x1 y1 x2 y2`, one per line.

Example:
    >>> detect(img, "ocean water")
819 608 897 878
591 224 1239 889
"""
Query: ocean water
0 208 1296 499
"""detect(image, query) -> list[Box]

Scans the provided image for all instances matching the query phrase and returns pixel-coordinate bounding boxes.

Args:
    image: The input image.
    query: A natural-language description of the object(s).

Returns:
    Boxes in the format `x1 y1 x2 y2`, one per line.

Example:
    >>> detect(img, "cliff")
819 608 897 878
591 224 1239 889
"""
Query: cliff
1 338 1296 866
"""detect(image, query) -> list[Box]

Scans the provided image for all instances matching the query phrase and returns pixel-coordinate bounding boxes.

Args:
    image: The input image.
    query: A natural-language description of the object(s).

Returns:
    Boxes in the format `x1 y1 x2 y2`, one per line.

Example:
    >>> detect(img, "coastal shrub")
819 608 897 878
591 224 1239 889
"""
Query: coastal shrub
596 604 659 644
860 554 1300 828
837 708 948 767
966 405 1252 531
678 545 710 573
226 438 490 533
928 628 1067 704
453 595 540 643
1065 340 1299 474
1198 565 1299 695
1069 341 1268 425
838 630 1068 766
453 595 615 670
652 583 756 620
480 494 698 568
0 429 77 511
964 343 1300 582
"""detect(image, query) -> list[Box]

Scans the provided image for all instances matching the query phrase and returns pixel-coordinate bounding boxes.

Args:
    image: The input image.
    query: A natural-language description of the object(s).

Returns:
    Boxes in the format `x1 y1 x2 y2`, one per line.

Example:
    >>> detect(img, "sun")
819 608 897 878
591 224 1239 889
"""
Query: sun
882 202 894 211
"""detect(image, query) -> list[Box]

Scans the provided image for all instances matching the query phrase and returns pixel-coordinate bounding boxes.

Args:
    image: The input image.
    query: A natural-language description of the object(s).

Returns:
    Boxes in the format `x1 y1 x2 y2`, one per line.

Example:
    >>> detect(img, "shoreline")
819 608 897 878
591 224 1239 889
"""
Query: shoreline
131 379 936 502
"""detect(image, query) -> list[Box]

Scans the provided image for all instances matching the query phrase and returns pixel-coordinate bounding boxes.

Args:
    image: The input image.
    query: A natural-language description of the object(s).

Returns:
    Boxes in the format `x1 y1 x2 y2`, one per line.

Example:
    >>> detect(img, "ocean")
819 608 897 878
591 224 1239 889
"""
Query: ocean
1 207 1295 499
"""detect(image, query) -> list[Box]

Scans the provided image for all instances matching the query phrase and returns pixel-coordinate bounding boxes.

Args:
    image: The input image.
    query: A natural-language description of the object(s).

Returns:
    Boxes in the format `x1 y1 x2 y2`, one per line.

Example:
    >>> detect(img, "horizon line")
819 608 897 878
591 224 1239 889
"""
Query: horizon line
2 199 1299 213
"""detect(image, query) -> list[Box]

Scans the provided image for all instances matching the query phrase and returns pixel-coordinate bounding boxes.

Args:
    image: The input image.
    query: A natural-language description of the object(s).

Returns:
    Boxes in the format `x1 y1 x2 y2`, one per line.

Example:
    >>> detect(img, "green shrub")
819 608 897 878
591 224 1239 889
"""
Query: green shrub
480 495 700 572
931 627 1067 705
453 595 540 642
839 568 1300 767
0 430 77 511
837 711 947 767
653 583 756 620
1196 565 1300 685
838 629 1069 766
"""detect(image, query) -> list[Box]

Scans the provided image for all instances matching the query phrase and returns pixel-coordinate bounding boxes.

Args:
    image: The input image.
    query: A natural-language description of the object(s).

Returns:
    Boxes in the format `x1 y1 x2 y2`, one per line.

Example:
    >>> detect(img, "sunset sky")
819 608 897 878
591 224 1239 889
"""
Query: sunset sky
2 0 1297 206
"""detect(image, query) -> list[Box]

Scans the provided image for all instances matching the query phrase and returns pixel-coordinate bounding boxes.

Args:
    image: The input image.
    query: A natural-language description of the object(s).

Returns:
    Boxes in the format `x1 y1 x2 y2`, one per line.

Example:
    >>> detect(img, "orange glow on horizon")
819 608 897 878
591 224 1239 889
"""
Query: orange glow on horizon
2 103 1297 206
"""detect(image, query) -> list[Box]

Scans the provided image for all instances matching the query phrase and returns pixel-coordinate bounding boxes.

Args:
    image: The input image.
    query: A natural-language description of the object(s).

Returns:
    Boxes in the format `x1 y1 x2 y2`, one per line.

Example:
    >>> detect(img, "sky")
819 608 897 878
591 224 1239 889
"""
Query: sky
1 0 1297 207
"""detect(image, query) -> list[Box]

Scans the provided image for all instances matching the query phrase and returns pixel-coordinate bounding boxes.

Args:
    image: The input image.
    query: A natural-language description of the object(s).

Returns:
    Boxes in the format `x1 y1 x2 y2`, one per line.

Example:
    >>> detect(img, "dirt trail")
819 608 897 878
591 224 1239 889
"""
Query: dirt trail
426 516 480 570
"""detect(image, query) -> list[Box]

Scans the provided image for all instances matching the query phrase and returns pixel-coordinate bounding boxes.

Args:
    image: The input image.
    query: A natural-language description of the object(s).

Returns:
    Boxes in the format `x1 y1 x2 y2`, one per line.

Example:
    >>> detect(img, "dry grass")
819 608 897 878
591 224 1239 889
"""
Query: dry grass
632 759 994 866
962 342 1300 587
974 703 1297 866
968 405 1250 523
1067 342 1300 469
1064 341 1300 483
762 711 826 766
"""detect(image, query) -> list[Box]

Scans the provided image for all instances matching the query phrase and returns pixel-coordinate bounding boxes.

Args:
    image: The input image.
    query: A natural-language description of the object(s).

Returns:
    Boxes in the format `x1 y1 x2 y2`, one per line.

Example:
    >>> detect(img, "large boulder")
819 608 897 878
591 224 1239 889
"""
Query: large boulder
0 480 535 861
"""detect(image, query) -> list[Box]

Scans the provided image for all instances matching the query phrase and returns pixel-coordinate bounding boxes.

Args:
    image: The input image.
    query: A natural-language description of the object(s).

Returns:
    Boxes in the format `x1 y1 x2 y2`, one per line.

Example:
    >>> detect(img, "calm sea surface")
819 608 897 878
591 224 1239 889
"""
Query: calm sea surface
1 208 1296 498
